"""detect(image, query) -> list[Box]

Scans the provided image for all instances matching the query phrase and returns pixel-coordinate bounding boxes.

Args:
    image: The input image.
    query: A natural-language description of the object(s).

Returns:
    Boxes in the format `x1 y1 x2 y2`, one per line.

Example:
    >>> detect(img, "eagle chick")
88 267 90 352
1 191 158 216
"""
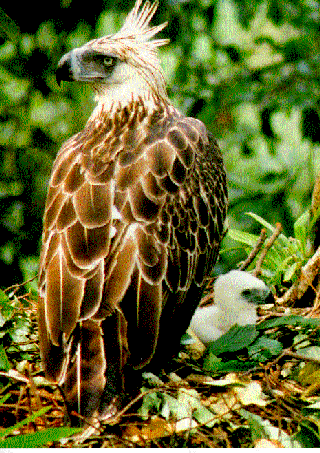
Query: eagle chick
190 270 273 345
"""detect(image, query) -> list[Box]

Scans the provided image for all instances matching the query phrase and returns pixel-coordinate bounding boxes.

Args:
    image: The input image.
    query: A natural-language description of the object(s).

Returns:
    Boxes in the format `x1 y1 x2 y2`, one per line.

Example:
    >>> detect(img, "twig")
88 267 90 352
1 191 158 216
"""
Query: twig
106 388 166 426
277 245 320 305
239 228 267 271
253 223 282 277
4 276 37 294
268 347 320 368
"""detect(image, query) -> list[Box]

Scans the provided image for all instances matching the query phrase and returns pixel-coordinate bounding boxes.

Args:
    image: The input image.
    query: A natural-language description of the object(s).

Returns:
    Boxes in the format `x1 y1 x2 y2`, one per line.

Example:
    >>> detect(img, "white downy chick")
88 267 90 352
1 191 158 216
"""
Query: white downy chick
189 270 273 345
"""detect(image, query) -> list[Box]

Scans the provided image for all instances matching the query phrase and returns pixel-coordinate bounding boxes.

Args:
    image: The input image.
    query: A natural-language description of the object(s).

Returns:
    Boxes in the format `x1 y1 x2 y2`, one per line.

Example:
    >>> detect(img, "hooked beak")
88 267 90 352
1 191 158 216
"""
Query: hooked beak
56 52 75 86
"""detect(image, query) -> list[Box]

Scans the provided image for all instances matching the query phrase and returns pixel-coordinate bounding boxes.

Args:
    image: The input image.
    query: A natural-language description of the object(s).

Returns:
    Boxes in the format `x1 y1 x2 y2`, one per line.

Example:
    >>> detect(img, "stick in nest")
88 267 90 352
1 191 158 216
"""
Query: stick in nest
239 228 267 271
277 245 320 306
253 223 282 278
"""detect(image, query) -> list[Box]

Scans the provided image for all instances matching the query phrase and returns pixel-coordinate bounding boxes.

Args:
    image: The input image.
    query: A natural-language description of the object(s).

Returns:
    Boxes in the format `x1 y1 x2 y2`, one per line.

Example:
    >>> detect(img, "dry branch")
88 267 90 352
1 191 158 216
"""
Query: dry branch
253 223 282 277
277 245 320 305
239 228 267 271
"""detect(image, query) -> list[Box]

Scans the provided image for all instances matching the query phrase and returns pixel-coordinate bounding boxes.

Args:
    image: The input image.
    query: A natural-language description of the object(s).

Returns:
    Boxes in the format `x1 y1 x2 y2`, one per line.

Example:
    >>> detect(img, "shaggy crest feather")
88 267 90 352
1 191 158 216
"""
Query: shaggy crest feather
113 0 169 46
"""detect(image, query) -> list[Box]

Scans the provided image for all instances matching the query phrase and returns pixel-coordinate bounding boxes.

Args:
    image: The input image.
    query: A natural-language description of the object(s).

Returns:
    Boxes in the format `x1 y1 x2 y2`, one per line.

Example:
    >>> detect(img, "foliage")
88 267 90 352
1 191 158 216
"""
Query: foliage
227 210 313 286
0 406 81 448
0 288 37 376
0 0 320 285
131 312 320 448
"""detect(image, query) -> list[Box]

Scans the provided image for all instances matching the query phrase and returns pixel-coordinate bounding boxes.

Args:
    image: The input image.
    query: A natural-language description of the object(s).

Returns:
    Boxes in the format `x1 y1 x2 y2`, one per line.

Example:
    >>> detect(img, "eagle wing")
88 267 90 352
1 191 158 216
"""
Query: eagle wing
38 106 227 419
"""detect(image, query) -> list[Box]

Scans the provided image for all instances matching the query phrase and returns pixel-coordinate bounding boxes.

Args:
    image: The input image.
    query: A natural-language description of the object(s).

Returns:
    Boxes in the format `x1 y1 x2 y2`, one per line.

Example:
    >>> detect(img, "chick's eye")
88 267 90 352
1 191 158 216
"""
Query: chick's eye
103 56 115 67
241 289 252 298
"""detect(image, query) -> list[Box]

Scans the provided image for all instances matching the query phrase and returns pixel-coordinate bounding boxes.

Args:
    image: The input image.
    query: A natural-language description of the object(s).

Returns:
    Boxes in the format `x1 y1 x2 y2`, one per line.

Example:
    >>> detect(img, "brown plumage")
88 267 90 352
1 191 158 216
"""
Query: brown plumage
38 0 227 425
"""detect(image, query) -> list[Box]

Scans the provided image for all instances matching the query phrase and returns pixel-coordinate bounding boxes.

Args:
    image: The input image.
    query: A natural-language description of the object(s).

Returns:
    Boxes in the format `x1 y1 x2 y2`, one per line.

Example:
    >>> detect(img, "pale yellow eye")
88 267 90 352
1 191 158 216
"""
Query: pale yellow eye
103 56 115 67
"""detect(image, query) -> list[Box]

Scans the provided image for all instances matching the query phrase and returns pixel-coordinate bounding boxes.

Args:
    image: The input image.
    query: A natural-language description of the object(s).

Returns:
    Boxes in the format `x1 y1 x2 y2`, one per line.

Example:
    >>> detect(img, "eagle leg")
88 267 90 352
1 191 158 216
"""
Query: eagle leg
63 313 128 425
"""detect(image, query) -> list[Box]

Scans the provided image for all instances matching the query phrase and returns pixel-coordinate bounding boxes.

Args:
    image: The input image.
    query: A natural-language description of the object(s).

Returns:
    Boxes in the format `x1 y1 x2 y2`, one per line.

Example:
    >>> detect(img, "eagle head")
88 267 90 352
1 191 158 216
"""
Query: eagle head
56 0 169 108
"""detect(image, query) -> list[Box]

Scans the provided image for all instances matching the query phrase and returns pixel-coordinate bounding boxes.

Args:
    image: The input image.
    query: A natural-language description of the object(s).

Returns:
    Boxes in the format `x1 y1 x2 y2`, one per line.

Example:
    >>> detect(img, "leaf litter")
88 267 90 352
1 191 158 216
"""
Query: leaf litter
1 218 320 447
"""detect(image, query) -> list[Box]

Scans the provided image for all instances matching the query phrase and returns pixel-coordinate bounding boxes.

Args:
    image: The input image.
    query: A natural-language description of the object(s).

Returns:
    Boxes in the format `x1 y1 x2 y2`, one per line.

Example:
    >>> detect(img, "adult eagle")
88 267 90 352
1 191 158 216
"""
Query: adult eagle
38 0 227 424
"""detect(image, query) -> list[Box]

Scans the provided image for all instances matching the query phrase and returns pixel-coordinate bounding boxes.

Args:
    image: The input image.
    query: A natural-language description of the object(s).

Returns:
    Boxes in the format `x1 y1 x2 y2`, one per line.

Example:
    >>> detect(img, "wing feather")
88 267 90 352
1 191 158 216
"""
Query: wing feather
45 251 84 345
39 103 227 422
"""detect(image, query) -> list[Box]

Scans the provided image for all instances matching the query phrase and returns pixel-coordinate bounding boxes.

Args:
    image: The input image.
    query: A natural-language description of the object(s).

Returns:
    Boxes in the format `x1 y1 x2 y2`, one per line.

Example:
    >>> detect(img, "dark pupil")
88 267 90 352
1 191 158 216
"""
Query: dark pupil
104 57 114 66
242 289 251 297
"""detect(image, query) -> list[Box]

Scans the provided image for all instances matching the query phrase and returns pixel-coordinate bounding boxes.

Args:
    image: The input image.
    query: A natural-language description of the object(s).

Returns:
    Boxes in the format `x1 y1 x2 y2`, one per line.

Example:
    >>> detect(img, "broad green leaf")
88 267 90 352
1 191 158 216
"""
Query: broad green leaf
227 229 259 248
248 336 283 362
258 316 320 330
203 359 257 373
207 324 258 356
0 427 82 448
202 352 221 372
283 261 300 282
293 210 310 251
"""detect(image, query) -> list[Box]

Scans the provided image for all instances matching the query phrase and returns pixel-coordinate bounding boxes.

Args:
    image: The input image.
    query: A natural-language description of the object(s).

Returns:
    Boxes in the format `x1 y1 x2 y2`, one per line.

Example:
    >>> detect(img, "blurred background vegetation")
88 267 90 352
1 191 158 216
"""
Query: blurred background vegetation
0 0 319 290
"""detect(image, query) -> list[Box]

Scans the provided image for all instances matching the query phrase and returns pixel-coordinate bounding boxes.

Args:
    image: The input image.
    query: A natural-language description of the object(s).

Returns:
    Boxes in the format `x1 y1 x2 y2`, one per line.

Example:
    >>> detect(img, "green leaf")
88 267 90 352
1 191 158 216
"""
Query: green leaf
283 261 300 282
207 324 259 356
0 289 10 304
240 409 268 442
0 427 82 448
294 422 320 448
246 212 289 248
297 346 320 361
246 212 276 233
227 229 259 248
193 404 216 428
293 210 310 253
138 389 162 420
203 359 257 373
240 409 302 447
0 343 11 371
248 335 283 362
258 316 320 330
0 406 51 440
0 393 10 404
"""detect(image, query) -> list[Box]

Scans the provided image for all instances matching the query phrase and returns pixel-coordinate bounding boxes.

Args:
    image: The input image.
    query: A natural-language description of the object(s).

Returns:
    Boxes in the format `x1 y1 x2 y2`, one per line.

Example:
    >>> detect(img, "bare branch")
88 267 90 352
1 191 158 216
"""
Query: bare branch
253 223 282 278
277 245 320 305
239 228 267 271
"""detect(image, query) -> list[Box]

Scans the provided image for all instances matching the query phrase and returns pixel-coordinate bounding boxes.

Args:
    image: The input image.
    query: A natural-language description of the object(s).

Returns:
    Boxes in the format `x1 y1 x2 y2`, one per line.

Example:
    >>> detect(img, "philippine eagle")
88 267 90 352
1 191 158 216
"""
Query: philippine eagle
38 0 227 424
190 270 274 345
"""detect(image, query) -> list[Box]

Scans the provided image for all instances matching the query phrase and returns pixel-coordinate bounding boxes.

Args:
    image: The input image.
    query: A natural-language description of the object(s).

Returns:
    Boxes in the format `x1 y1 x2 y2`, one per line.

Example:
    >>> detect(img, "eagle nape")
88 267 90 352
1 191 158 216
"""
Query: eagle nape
38 0 228 427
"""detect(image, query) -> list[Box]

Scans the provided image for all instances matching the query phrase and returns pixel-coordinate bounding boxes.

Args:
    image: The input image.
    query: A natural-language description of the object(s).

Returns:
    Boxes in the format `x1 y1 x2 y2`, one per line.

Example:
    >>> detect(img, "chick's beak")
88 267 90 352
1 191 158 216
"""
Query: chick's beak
264 289 274 305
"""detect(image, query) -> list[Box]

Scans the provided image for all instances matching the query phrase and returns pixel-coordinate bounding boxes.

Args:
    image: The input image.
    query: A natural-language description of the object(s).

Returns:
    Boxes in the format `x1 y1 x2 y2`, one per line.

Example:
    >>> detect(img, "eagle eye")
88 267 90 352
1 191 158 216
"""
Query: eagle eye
103 56 116 68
